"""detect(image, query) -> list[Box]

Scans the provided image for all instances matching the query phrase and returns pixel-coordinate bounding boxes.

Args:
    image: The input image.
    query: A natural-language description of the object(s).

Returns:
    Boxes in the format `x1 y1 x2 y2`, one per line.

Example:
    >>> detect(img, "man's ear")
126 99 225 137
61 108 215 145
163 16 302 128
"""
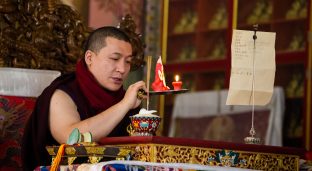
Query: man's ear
85 50 93 65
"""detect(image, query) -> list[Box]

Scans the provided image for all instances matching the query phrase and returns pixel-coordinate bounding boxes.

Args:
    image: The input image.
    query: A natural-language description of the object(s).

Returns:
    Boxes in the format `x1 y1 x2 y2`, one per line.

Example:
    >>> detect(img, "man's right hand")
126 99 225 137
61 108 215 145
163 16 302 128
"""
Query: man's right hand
122 80 147 110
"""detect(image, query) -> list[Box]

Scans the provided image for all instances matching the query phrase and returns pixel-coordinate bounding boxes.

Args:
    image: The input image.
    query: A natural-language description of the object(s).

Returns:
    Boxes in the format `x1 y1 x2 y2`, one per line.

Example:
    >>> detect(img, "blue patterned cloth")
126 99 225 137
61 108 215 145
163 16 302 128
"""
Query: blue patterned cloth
36 160 257 171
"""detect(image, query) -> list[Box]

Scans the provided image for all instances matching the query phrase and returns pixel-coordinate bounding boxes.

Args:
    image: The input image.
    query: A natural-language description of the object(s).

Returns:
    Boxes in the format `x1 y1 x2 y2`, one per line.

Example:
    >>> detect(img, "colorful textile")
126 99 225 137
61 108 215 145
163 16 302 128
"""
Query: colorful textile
36 160 258 171
0 95 36 171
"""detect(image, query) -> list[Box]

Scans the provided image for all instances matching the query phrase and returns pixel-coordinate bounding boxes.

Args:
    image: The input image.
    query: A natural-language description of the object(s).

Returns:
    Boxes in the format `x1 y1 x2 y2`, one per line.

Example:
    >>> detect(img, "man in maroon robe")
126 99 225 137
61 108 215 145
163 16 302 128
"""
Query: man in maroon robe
21 26 146 170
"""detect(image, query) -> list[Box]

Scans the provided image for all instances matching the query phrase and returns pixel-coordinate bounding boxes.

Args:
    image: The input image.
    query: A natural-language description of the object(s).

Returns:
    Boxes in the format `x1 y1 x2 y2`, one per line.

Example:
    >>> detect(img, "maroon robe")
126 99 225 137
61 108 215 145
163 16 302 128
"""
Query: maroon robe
21 60 138 171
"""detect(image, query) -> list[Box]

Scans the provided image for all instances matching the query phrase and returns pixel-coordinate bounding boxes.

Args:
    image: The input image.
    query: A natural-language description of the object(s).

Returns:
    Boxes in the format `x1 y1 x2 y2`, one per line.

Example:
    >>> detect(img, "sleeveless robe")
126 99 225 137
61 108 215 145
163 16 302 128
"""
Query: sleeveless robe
21 60 138 171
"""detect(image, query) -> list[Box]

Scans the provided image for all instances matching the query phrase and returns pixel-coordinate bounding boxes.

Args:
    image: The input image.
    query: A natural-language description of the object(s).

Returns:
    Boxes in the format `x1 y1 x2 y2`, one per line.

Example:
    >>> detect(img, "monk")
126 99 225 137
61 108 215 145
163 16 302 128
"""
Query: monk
21 26 147 170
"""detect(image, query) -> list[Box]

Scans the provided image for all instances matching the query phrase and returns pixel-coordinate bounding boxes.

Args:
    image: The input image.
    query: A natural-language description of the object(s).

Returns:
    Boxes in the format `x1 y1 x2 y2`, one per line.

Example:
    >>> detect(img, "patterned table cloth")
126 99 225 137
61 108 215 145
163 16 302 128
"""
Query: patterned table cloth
36 160 259 171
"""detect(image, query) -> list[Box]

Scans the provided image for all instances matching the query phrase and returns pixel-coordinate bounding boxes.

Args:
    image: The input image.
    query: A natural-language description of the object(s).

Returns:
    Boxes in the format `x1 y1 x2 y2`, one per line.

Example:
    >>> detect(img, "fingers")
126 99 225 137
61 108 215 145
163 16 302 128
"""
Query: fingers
123 81 147 109
133 80 147 92
133 81 147 100
137 89 145 100
126 81 147 100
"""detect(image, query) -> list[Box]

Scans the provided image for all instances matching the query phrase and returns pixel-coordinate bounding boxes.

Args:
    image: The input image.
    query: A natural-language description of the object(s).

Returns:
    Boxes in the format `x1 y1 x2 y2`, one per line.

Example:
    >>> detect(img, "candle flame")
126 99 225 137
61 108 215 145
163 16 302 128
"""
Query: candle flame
175 75 180 82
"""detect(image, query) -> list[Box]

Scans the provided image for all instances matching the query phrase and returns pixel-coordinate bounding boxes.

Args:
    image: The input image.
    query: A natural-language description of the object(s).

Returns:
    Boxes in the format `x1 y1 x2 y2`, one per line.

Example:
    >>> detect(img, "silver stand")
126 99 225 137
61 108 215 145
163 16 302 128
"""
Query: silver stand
244 24 261 145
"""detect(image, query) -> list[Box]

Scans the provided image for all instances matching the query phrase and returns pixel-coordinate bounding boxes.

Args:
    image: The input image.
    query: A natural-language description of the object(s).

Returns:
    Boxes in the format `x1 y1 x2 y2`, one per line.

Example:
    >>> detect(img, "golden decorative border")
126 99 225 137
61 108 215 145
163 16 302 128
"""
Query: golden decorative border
85 146 105 155
109 144 299 170
47 145 131 165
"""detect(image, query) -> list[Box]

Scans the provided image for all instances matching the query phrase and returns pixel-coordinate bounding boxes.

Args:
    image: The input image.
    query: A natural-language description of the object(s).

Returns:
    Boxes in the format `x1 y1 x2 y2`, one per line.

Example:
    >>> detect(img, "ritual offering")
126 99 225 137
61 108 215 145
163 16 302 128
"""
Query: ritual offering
152 56 170 91
146 56 188 95
128 108 161 136
66 128 93 145
172 75 183 90
131 56 187 137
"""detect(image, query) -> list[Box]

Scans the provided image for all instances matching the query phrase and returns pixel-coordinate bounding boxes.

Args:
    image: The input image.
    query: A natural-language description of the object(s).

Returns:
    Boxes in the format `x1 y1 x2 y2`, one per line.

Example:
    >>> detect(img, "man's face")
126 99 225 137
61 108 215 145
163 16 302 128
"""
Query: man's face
85 37 132 91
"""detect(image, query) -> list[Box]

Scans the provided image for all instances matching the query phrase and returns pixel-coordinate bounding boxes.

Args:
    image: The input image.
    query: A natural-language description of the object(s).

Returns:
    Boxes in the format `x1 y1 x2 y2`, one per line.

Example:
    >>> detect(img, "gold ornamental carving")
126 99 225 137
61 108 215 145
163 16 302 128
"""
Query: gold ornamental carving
156 145 192 163
241 153 298 170
46 147 56 155
65 147 76 155
0 0 90 72
120 144 299 171
85 146 105 155
0 1 145 73
133 145 153 161
67 157 77 165
88 156 103 164
118 149 132 158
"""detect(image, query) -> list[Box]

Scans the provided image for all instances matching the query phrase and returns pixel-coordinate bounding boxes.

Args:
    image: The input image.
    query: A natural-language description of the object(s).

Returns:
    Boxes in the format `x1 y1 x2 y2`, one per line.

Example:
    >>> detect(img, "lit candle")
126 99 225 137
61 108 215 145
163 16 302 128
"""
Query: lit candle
172 75 182 90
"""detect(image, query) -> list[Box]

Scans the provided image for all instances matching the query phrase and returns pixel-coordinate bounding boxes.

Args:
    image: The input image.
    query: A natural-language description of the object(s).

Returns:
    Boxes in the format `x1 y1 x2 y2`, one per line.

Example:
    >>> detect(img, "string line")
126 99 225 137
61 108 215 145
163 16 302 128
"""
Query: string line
251 31 256 136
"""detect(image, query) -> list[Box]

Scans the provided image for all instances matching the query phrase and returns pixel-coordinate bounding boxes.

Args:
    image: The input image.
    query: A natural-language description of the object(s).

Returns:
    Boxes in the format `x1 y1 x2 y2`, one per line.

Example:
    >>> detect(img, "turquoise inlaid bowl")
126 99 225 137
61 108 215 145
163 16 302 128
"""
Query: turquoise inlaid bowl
129 115 161 136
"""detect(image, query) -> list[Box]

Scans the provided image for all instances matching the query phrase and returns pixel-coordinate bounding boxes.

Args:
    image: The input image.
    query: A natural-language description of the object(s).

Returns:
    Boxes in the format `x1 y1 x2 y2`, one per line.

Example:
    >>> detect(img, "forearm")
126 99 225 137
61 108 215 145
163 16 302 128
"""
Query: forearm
72 101 130 141
50 91 132 143
50 81 145 144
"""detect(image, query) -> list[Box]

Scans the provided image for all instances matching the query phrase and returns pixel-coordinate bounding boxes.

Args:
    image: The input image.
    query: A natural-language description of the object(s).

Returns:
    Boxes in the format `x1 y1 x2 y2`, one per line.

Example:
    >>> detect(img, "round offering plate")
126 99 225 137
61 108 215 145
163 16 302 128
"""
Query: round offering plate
149 89 189 96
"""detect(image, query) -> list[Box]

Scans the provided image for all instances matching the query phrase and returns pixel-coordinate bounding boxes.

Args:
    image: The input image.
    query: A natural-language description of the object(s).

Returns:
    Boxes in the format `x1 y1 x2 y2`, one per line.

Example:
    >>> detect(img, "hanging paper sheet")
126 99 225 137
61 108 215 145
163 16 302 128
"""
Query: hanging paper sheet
226 29 276 106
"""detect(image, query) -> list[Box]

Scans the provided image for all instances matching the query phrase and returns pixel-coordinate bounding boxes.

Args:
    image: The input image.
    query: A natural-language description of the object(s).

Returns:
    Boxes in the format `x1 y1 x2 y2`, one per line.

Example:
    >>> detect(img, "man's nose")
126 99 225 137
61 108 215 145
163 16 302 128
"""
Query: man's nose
116 60 126 73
